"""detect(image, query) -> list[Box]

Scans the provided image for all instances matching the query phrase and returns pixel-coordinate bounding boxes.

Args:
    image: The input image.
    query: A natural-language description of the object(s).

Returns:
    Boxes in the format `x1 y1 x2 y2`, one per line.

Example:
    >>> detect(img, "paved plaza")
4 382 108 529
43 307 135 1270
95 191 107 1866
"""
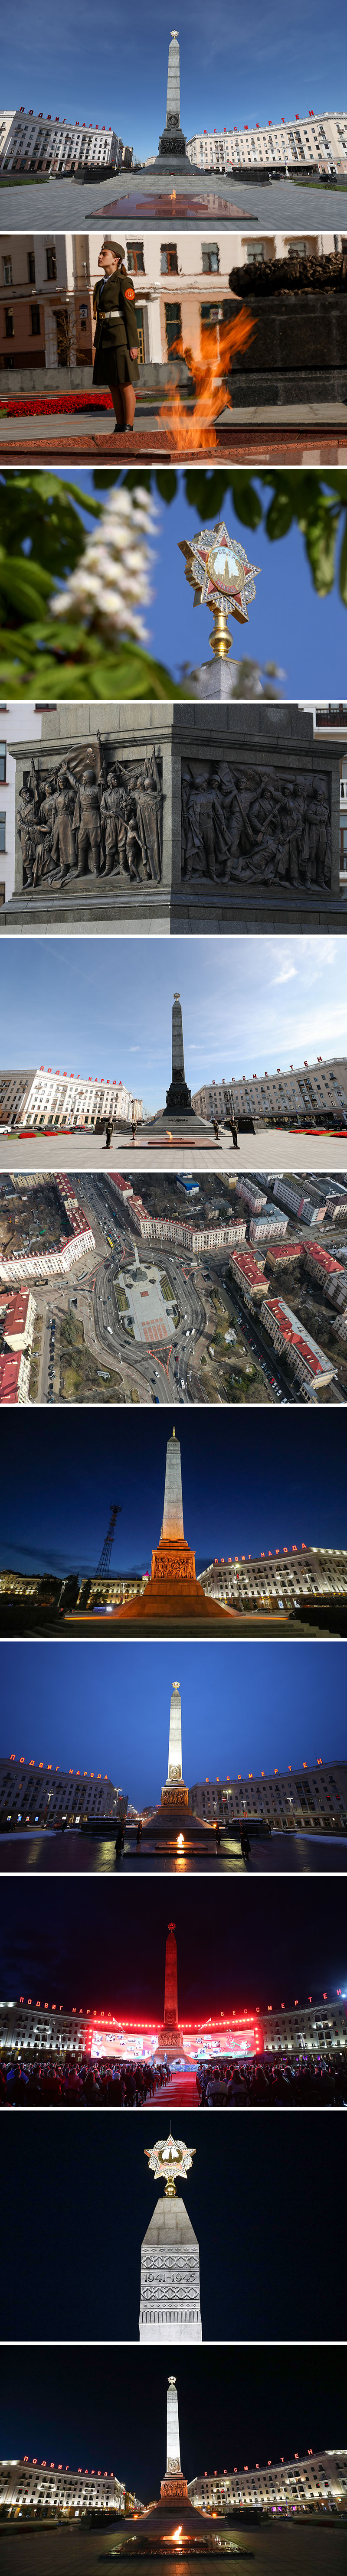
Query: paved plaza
0 1827 346 1876
1 1130 347 1174
0 170 346 230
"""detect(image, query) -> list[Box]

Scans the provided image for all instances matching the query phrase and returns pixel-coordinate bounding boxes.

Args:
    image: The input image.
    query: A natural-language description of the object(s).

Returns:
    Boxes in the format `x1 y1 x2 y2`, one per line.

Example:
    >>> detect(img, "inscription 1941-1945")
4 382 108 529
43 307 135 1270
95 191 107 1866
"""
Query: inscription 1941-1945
181 760 332 889
18 733 163 895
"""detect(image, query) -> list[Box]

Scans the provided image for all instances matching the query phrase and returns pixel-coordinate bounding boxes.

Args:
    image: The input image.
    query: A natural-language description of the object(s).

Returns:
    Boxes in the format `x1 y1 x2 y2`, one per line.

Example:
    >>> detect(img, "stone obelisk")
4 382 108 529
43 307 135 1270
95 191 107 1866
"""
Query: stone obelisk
155 1921 183 2057
161 1683 189 1814
105 1425 234 1630
157 30 190 166
164 1924 179 2029
165 994 193 1120
166 30 181 127
139 2135 202 2345
160 2376 189 2503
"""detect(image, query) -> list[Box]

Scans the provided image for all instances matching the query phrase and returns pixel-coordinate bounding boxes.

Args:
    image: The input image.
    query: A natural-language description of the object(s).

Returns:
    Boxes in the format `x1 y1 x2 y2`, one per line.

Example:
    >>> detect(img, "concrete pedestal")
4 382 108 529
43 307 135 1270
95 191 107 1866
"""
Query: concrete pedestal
3 699 344 936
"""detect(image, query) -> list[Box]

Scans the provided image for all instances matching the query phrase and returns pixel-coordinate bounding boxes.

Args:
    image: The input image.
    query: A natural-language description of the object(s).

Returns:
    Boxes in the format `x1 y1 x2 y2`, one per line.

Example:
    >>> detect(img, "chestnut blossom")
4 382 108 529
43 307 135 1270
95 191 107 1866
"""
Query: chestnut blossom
51 485 158 647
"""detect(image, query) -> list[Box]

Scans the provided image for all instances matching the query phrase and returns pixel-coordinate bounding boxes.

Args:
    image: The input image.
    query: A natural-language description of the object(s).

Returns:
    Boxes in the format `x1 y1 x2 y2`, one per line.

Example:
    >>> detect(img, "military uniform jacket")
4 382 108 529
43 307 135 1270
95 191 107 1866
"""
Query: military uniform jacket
92 271 140 359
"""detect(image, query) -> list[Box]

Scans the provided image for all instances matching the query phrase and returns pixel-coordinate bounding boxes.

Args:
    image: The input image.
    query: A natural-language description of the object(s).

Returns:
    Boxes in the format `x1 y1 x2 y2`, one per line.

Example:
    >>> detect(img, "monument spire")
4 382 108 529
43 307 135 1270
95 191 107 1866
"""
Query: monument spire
164 1923 179 2030
167 1680 183 1782
166 2376 181 2475
162 1428 184 1541
165 996 193 1119
166 30 180 129
156 29 190 168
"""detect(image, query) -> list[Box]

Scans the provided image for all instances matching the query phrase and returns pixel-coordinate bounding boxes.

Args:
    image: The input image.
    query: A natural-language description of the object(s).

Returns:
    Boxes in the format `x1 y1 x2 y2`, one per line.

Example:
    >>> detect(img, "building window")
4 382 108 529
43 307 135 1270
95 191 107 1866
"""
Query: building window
201 243 219 273
46 248 57 280
160 244 179 274
0 815 6 853
4 308 14 337
0 742 6 782
28 252 36 283
3 256 13 286
164 300 182 351
134 305 144 362
31 305 41 336
126 242 145 274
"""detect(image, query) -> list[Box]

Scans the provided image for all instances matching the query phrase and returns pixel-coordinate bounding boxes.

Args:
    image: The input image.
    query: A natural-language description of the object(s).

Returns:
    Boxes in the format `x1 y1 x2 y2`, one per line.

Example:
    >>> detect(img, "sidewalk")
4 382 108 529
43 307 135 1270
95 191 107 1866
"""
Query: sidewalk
1 401 347 465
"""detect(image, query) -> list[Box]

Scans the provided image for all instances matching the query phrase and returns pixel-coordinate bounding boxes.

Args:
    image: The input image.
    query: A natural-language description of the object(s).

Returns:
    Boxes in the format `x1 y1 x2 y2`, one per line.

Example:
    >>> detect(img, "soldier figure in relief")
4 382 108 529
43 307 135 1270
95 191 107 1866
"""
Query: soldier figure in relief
73 770 102 877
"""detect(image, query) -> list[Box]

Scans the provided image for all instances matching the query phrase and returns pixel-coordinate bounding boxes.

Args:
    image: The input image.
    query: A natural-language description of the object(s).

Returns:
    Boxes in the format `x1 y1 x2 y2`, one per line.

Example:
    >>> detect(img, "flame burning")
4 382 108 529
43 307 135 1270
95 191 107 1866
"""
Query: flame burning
159 307 256 450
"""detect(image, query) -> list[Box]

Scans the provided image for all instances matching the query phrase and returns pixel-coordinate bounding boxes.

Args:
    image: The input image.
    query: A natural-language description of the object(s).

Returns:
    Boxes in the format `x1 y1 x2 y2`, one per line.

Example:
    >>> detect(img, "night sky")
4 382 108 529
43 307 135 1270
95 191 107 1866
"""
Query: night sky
1 1408 347 1579
1 2117 346 2344
0 1877 345 2019
0 1636 346 1796
0 2345 346 2498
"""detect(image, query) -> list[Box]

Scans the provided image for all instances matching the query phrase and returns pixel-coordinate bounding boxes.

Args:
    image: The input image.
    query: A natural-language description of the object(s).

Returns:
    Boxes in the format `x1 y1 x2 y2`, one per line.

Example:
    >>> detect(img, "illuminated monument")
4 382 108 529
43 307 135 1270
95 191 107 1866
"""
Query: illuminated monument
124 2376 216 2552
142 1681 218 1849
139 2135 202 2344
155 1921 183 2056
110 1428 233 1633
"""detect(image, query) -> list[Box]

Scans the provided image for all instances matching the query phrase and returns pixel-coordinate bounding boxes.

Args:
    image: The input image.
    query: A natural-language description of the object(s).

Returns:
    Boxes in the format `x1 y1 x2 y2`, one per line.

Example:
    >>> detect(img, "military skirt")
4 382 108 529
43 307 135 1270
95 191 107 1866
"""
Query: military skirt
93 334 140 390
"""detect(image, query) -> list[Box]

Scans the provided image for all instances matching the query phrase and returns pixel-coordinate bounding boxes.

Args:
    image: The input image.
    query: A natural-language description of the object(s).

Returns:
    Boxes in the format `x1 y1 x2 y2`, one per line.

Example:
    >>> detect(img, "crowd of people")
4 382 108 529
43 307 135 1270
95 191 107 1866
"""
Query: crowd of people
2 2048 346 2107
0 2054 173 2107
196 2053 347 2106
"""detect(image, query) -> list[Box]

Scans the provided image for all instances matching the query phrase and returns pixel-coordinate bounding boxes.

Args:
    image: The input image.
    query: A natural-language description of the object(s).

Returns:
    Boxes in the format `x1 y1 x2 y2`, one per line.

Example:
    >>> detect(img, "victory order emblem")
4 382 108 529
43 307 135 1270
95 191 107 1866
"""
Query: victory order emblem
179 521 261 661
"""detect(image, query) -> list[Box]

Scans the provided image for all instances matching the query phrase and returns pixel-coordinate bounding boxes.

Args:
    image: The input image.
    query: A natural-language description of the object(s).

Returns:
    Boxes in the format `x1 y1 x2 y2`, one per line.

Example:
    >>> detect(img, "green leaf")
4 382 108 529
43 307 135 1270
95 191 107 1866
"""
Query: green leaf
265 492 295 541
338 514 347 605
304 512 337 594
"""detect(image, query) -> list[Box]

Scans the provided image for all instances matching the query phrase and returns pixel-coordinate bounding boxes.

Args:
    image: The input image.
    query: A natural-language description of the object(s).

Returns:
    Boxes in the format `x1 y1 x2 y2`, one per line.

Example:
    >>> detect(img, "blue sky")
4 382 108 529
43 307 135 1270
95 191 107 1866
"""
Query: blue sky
52 469 347 699
0 1638 345 1794
1 936 346 1100
2 4 346 160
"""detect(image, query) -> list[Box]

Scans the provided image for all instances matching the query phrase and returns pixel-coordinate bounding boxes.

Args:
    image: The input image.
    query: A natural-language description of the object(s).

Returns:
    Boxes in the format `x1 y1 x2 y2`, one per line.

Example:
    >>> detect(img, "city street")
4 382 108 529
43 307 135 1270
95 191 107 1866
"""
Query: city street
3 1168 347 1408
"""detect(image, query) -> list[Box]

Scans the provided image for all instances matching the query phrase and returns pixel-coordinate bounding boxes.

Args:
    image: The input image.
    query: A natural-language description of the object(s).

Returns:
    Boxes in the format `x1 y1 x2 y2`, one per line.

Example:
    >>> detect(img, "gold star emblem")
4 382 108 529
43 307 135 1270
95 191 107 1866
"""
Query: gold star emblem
179 521 260 626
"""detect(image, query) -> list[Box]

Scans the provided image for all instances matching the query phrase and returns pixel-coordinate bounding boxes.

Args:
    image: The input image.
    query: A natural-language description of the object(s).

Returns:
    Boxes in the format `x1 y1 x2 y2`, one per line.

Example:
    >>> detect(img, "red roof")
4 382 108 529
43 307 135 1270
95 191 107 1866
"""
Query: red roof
3 1290 30 1335
0 1352 22 1404
267 1299 324 1377
232 1249 266 1286
306 1243 344 1278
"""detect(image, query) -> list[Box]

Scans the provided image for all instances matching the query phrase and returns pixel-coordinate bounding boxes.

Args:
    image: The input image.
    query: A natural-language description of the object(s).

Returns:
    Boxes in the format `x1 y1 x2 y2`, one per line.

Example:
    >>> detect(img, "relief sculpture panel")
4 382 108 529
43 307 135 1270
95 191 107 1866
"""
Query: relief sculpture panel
18 735 163 895
181 760 332 889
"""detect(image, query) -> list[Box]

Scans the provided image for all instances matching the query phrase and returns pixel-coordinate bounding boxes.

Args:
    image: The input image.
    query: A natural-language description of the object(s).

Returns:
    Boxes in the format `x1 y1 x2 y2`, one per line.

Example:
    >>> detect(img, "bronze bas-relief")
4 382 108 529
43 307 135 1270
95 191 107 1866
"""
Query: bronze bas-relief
181 761 332 889
18 735 163 894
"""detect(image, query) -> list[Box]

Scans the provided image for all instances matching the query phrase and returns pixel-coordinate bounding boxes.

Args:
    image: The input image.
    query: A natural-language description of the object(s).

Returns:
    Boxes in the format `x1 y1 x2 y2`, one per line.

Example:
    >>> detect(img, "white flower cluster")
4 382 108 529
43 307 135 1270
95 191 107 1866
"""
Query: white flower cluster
51 483 157 647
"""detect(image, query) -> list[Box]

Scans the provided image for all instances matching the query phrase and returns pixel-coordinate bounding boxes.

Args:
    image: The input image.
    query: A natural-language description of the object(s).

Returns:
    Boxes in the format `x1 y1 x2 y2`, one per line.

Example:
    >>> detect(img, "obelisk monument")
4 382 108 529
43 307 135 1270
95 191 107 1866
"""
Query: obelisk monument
164 1924 179 2030
161 1683 189 1813
155 1921 183 2056
165 994 193 1120
160 2376 189 2503
156 30 191 168
166 31 181 128
139 2134 202 2344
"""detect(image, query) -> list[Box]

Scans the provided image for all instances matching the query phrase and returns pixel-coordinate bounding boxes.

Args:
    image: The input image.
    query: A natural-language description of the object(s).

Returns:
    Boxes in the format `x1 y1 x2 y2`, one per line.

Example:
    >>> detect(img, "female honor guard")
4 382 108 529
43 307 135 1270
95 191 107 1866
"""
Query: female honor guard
92 238 140 430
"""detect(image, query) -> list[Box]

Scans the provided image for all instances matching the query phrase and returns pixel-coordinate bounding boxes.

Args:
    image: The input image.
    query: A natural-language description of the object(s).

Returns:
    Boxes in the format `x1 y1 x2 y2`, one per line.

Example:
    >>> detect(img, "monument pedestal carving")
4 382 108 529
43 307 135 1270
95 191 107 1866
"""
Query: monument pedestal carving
3 702 344 937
